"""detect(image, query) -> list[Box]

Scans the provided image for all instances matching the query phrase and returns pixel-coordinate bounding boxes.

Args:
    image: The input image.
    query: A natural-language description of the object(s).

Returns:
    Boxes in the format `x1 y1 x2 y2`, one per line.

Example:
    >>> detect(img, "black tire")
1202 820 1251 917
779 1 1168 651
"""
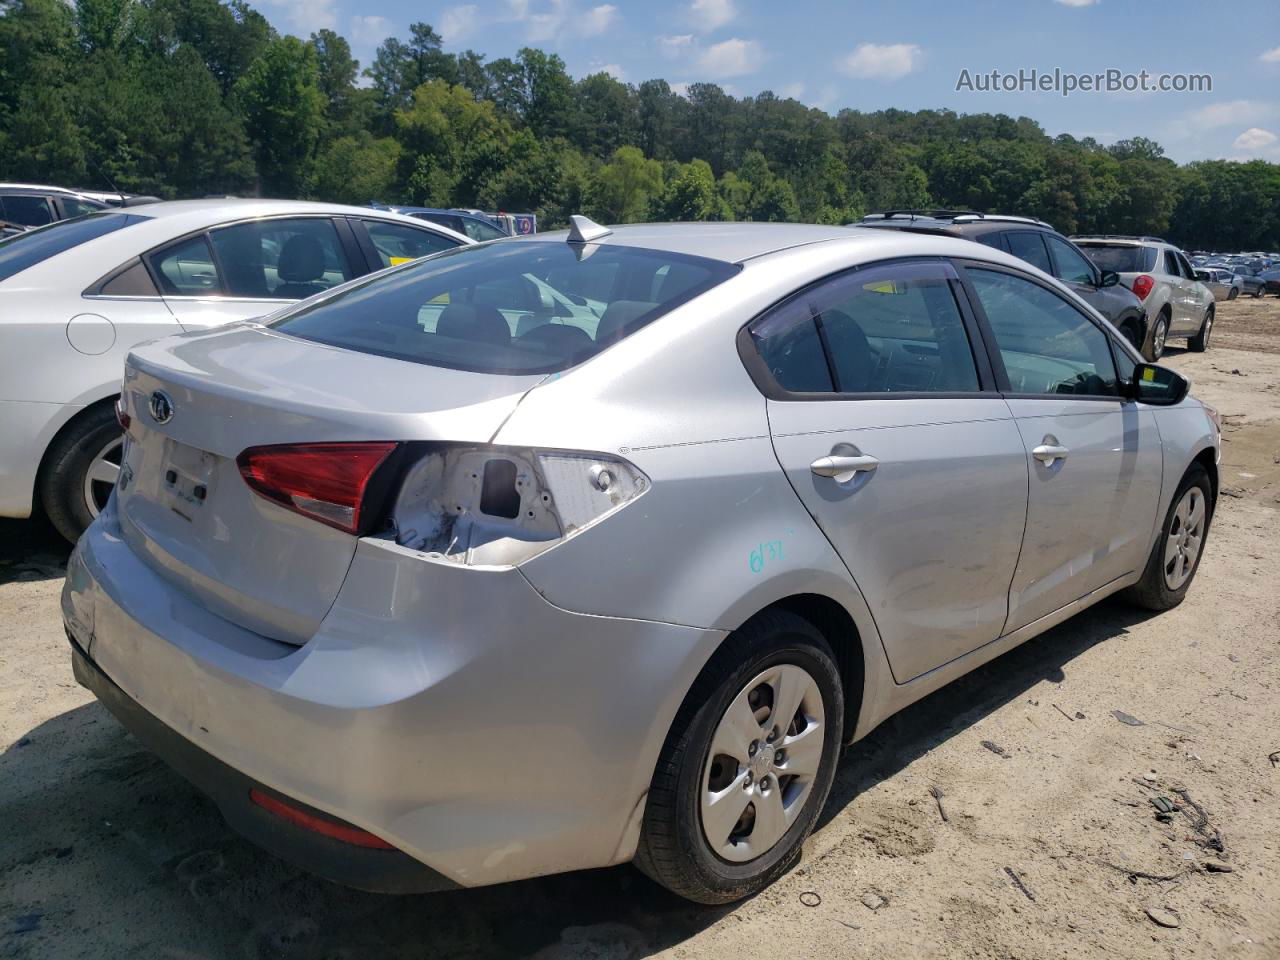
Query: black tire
1119 320 1143 354
1189 306 1213 352
633 609 844 904
38 404 121 544
1252 287 1263 298
1148 311 1169 361
1227 287 1238 300
1122 463 1213 611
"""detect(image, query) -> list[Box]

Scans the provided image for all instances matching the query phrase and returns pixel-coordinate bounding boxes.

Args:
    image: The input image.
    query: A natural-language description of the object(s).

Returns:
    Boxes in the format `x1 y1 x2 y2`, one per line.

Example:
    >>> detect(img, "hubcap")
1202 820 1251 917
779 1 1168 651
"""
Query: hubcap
1204 315 1212 346
83 435 124 519
1153 320 1167 357
700 664 825 863
1163 487 1206 590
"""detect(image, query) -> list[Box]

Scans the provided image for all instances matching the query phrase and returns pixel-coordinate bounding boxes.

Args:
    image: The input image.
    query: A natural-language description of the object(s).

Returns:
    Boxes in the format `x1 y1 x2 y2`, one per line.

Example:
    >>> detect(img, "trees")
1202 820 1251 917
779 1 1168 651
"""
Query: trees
0 0 1278 245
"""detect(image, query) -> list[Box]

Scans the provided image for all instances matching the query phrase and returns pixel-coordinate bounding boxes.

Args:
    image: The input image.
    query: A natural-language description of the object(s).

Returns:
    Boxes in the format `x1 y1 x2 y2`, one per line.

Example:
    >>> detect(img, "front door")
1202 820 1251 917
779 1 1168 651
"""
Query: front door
750 259 1029 683
962 264 1163 632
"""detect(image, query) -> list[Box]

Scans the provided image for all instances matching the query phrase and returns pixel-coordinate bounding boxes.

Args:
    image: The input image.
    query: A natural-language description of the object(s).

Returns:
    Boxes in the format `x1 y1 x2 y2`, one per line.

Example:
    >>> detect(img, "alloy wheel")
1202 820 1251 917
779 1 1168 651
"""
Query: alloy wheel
1152 317 1168 359
1164 486 1206 590
700 663 825 863
83 435 123 519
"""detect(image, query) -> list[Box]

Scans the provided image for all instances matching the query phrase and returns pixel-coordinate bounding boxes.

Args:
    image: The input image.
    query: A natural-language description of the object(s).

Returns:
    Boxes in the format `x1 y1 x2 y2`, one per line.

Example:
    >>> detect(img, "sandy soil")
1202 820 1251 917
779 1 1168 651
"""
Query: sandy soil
2 299 1278 960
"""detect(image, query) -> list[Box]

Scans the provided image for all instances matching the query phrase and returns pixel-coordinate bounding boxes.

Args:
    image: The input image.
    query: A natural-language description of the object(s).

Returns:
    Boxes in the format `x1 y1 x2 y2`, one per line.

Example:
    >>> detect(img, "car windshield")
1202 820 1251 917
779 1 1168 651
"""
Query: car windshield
1076 244 1156 273
0 212 149 284
270 240 739 374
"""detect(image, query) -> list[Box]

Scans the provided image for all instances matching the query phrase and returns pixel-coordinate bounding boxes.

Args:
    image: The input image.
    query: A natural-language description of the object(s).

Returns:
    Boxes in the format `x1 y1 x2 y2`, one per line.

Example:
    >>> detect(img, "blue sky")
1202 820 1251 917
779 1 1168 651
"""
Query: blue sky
257 0 1280 163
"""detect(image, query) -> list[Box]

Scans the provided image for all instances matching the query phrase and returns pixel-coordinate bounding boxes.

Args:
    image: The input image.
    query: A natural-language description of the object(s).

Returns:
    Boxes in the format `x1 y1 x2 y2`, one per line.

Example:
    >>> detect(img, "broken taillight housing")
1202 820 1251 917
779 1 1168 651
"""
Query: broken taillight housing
388 445 648 567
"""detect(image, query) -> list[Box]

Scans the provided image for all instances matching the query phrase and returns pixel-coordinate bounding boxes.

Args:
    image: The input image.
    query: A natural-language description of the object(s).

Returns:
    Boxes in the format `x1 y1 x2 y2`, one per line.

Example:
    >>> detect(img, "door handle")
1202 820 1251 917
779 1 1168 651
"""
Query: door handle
1032 443 1069 466
810 454 879 483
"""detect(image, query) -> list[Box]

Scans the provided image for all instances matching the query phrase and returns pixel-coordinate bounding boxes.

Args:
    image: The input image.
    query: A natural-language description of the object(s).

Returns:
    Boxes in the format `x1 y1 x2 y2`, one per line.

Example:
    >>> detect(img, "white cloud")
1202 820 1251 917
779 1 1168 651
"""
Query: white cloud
439 5 480 43
838 42 922 81
696 37 762 77
349 14 391 49
657 33 695 57
778 81 804 99
523 0 617 43
1183 100 1277 132
1261 47 1280 63
670 81 691 97
1233 127 1278 150
1054 0 1099 6
585 61 626 80
689 0 736 31
259 0 336 33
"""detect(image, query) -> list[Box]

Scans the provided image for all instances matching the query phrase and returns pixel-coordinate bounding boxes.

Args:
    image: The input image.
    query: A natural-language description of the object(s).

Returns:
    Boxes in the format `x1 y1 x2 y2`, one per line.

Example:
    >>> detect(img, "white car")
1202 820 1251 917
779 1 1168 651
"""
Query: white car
0 199 471 541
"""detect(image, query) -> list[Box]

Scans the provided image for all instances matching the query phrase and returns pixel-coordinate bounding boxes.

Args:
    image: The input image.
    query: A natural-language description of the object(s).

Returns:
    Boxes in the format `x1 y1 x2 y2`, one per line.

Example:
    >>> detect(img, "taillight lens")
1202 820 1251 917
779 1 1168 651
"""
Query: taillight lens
114 396 131 432
1131 274 1154 301
237 442 399 534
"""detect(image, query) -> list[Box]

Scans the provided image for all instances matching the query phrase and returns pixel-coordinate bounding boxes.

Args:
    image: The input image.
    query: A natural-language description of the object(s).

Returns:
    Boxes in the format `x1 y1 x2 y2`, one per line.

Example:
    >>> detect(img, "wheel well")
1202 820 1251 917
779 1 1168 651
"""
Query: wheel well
1193 447 1218 514
33 394 119 496
766 594 865 740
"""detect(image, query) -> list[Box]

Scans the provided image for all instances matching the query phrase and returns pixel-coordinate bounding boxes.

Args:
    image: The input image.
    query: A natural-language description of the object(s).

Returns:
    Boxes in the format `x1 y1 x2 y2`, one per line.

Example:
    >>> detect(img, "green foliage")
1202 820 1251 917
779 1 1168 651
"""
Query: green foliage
233 35 325 196
1 0 1277 247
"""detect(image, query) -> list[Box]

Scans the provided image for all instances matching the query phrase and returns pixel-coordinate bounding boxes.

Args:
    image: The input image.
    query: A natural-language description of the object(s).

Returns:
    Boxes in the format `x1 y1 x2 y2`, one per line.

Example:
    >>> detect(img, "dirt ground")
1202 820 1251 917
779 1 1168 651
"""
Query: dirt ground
2 299 1278 960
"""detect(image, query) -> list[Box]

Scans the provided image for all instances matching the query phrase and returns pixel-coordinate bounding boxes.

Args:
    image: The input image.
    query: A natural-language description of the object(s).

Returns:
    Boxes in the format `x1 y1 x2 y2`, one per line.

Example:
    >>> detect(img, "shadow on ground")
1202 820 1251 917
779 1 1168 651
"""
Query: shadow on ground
0 515 71 584
0 582 1156 959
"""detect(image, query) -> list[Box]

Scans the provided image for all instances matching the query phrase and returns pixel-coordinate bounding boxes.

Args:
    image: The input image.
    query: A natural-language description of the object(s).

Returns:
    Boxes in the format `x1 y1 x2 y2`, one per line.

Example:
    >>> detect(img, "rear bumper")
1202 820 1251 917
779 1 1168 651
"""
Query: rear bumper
69 631 454 893
63 504 723 889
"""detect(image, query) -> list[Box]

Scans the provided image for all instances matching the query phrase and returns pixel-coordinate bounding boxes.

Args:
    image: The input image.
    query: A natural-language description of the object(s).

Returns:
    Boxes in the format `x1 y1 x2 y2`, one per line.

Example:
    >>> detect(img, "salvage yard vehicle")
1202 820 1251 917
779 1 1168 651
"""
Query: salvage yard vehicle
1073 235 1215 359
1196 267 1244 301
857 211 1150 358
64 218 1220 905
0 200 470 542
0 183 112 226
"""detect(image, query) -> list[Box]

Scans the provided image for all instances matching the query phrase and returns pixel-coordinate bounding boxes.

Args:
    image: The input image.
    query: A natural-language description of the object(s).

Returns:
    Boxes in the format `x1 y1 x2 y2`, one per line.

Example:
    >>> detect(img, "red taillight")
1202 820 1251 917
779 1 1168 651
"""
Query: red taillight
237 441 398 534
248 788 396 849
1131 274 1154 301
114 397 131 431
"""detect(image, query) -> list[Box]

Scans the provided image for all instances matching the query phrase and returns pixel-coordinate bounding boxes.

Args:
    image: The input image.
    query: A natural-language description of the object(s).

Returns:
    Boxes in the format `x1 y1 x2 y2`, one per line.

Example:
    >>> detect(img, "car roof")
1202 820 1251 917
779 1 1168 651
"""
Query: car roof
515 221 857 263
0 183 99 199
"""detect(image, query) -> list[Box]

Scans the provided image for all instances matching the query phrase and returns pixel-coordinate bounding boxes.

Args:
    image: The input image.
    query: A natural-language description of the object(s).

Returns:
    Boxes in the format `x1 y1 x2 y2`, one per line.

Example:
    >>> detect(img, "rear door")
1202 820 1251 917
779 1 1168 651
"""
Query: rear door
1161 249 1195 332
960 263 1162 632
144 217 359 330
754 259 1029 683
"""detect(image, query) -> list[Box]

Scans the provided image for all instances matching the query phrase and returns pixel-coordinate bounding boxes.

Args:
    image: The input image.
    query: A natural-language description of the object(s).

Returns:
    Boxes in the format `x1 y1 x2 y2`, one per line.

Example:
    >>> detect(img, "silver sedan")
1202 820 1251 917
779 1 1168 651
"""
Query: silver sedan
64 218 1219 903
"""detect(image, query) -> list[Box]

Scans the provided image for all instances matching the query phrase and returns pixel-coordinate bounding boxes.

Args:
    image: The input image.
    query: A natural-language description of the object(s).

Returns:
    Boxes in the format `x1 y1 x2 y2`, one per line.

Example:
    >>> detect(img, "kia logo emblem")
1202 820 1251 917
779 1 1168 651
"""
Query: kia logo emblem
149 390 174 424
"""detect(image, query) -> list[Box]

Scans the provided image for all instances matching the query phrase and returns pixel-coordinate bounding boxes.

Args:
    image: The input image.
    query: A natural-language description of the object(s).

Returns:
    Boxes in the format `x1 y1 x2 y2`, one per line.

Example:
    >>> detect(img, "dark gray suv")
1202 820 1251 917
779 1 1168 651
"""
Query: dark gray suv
858 212 1150 357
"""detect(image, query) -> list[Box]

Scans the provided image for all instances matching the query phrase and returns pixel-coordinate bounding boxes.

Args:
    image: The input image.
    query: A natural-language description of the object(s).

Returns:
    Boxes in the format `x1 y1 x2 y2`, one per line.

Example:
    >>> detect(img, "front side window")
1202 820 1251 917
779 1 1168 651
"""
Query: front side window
0 212 148 284
271 241 737 375
461 217 507 242
63 197 105 218
1005 232 1052 273
1046 235 1096 285
750 260 982 395
211 218 352 299
364 219 459 268
969 268 1118 397
0 195 54 226
148 235 220 296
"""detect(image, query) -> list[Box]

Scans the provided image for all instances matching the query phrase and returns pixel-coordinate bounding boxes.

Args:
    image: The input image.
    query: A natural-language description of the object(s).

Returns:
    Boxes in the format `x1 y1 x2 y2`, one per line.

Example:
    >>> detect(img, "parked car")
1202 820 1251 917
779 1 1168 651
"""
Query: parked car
65 217 1219 905
369 204 510 242
1196 268 1244 301
1072 236 1215 359
857 212 1151 356
1261 267 1280 296
0 183 110 226
1231 265 1268 297
0 199 470 542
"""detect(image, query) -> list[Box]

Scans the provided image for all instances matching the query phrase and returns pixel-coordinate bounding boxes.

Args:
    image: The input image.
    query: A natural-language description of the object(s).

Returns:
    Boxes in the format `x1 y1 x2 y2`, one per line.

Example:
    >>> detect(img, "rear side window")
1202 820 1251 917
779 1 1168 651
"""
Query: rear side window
749 260 981 395
62 197 105 218
969 268 1118 397
1077 244 1156 273
148 235 220 295
271 241 738 375
1005 232 1052 273
0 212 147 284
0 194 54 226
210 218 352 299
364 220 458 267
976 232 1008 252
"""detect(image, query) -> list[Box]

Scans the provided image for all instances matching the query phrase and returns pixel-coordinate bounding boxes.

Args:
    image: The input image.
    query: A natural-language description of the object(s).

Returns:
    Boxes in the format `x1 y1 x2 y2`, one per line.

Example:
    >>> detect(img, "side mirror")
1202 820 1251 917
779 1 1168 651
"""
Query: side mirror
1127 363 1190 405
1099 270 1120 288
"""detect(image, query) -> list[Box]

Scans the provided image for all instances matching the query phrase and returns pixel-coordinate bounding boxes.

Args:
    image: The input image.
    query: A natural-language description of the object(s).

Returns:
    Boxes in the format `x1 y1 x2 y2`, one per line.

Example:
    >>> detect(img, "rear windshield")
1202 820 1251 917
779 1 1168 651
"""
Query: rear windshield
270 241 739 374
1076 244 1156 273
0 213 149 284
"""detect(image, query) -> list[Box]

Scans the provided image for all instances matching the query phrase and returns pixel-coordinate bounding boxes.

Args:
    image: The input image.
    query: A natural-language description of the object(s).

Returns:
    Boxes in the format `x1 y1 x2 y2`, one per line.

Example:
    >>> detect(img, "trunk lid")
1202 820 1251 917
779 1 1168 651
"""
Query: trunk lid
116 323 541 644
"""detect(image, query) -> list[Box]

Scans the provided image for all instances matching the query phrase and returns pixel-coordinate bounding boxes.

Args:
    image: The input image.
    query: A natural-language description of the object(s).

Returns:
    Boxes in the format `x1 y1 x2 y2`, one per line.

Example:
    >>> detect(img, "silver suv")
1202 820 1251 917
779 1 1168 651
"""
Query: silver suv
1073 236 1215 359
